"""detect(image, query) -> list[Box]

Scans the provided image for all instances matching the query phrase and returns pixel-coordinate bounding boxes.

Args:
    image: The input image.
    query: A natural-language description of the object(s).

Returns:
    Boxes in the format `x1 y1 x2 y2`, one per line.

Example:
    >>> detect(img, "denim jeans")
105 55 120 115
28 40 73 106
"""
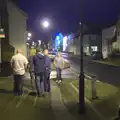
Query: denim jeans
13 75 24 95
44 71 50 92
35 72 44 94
56 67 62 80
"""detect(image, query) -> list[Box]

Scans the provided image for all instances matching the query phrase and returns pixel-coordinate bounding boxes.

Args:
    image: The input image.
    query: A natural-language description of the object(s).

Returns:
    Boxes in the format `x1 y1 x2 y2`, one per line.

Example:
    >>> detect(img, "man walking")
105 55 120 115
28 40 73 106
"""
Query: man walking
44 49 51 92
54 52 64 83
33 49 45 96
11 49 28 96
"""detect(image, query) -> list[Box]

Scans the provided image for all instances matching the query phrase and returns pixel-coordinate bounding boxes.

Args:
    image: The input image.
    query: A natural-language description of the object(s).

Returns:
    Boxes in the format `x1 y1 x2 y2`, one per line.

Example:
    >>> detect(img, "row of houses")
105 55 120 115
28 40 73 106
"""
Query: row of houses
66 20 120 59
0 0 27 75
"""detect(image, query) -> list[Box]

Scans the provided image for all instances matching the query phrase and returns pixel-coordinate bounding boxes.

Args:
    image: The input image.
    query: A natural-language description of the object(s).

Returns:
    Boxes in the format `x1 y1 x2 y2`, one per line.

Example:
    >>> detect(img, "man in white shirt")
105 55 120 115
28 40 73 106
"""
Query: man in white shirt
11 49 28 96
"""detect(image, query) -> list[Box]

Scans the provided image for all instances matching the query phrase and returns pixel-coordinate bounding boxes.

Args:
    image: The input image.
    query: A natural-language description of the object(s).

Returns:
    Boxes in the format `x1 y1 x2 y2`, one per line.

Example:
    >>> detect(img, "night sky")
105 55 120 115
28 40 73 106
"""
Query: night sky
18 0 120 41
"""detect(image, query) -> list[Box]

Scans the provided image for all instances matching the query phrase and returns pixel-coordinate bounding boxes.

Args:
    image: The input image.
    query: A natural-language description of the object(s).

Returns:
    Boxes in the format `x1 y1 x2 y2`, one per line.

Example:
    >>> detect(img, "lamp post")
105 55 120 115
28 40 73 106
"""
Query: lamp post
79 0 85 114
79 22 85 114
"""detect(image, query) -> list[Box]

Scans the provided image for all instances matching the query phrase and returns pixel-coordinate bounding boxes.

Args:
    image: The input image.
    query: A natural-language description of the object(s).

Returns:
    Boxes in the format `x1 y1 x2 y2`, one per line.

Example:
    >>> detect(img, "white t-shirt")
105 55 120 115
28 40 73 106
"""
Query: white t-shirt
11 53 28 75
54 57 64 68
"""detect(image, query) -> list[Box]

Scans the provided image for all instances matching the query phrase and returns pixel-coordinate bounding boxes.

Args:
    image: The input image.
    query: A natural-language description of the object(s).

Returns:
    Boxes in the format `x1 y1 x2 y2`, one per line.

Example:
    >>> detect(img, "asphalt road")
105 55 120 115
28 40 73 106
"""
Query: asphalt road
62 53 120 86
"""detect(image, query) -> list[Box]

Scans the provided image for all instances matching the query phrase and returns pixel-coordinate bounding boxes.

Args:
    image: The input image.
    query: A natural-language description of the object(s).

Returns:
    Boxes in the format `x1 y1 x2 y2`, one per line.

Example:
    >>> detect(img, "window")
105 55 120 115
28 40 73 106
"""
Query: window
91 46 98 51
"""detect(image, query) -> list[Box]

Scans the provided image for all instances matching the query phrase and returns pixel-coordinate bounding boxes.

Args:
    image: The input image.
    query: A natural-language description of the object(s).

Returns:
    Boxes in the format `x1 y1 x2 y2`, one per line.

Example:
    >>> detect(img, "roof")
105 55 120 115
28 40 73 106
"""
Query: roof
73 24 101 39
7 0 27 18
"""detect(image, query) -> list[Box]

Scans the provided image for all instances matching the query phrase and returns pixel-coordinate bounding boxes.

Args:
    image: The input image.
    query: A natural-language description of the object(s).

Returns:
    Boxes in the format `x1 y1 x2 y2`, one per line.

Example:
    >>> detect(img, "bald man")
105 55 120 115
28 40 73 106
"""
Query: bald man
11 49 28 96
44 49 51 92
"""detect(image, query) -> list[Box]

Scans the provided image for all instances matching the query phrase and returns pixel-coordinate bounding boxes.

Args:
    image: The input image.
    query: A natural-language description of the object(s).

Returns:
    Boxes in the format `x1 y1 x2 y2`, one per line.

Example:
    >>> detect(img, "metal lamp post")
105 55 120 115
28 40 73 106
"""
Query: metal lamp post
79 0 85 114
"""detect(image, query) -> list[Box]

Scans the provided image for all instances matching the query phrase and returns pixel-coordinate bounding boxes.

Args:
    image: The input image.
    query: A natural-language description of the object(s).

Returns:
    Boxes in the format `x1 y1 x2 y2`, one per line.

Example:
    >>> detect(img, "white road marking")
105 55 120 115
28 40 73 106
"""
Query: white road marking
16 89 32 108
33 96 38 107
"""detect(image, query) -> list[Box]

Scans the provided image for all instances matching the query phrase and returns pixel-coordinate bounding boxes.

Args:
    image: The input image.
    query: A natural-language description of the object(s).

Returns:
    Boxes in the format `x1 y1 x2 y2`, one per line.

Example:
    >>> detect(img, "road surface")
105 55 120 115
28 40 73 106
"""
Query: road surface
62 53 120 86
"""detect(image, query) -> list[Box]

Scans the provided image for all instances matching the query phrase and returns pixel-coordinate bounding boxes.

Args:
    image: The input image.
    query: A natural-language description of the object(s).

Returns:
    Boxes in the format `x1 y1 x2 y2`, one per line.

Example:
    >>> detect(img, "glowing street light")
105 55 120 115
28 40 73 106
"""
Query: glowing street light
63 36 68 51
38 40 41 45
27 37 30 40
28 33 32 37
43 21 49 28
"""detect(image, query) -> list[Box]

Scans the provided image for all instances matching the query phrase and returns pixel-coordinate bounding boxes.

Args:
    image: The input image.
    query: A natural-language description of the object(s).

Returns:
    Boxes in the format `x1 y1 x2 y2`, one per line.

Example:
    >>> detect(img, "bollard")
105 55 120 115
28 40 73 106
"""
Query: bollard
112 107 120 120
91 76 98 100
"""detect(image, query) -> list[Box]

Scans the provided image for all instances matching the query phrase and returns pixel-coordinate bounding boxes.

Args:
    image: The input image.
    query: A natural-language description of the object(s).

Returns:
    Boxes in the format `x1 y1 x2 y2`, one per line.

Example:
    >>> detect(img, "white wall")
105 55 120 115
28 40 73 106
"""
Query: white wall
7 1 27 56
102 26 116 58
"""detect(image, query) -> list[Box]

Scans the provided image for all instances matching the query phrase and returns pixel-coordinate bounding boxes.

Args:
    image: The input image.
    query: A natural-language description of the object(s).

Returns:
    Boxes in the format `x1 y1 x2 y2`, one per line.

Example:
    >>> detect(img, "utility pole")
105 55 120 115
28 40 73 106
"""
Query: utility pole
79 0 85 114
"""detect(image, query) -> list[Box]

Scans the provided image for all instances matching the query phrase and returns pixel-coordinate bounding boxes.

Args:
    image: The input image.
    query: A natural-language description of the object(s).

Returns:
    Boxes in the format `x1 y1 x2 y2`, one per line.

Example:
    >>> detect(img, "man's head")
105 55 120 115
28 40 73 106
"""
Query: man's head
17 48 22 54
57 52 61 57
44 49 49 55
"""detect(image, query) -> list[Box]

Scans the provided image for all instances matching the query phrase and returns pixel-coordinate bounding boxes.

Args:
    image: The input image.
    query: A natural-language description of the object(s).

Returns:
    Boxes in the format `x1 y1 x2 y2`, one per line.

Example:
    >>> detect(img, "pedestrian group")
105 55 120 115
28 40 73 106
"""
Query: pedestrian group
10 48 64 97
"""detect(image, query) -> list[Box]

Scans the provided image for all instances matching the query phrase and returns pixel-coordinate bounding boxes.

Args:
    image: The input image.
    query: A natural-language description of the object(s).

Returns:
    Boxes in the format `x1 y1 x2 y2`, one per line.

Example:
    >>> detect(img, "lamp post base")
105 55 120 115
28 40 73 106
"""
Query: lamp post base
79 72 85 114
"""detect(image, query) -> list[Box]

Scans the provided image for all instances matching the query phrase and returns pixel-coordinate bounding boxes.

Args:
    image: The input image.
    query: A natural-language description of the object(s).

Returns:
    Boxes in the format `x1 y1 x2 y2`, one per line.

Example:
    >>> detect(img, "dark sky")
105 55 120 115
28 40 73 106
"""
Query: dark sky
18 0 120 41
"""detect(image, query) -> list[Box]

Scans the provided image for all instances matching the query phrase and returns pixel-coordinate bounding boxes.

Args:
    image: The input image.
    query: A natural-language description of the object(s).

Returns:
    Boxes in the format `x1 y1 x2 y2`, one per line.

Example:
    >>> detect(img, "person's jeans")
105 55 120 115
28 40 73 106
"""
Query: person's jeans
13 75 24 95
44 71 50 92
35 72 44 94
56 67 62 80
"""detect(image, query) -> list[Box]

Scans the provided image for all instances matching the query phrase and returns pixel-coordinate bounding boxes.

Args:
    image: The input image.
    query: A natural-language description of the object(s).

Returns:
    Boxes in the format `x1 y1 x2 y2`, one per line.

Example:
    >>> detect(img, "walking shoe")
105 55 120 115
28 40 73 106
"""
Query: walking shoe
56 80 59 83
58 80 62 83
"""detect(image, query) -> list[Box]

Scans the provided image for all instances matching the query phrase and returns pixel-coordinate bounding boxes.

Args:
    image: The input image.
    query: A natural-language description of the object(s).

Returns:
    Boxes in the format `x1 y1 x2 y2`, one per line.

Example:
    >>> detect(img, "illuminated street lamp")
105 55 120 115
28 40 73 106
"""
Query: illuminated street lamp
38 40 41 45
27 37 30 40
42 21 49 28
28 33 32 37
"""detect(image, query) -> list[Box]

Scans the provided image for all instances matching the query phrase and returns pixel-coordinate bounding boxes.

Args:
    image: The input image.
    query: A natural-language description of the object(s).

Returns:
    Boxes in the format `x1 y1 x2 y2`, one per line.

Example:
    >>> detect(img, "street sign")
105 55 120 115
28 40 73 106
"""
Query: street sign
0 28 5 38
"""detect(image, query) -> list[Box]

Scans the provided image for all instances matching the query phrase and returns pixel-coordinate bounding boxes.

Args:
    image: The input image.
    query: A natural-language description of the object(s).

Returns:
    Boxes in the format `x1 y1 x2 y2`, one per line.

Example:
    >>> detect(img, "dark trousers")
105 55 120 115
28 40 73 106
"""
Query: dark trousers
44 72 50 92
29 71 34 90
56 67 62 80
13 75 24 95
35 72 44 94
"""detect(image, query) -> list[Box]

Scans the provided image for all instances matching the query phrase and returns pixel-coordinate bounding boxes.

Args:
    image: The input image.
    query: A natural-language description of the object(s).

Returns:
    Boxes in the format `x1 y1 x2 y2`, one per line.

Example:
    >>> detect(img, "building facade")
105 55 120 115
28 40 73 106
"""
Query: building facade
0 0 27 75
7 1 27 56
67 34 101 55
102 25 116 58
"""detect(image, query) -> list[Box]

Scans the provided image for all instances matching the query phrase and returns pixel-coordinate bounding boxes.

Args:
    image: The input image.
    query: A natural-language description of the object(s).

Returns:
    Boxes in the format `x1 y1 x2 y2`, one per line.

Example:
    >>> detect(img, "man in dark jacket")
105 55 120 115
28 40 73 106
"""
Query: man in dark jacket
44 49 51 92
33 49 45 96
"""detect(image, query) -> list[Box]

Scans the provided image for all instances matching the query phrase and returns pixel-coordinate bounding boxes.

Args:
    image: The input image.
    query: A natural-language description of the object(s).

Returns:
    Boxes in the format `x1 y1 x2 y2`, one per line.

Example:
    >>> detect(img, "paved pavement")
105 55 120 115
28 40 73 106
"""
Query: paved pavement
62 53 120 86
0 69 77 120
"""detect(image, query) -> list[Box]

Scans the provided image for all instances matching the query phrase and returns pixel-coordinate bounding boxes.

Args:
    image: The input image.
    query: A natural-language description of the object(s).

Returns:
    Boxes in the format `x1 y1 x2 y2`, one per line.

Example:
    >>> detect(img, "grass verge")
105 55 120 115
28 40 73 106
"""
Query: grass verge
92 59 120 66
71 79 120 120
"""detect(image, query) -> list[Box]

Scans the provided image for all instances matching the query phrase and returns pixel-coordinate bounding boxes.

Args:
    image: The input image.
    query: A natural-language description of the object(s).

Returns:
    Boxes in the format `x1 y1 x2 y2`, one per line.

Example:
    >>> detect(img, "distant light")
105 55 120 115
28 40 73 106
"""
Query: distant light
32 42 35 45
58 40 60 45
28 33 32 37
63 36 67 41
38 40 41 45
43 21 49 28
27 37 30 40
56 36 60 40
63 36 68 51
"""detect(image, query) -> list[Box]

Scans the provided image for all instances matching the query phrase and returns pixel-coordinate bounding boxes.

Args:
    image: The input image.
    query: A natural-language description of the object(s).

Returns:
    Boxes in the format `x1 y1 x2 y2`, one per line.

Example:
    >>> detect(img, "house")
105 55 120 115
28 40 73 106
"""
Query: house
0 0 27 75
102 25 116 59
66 27 101 55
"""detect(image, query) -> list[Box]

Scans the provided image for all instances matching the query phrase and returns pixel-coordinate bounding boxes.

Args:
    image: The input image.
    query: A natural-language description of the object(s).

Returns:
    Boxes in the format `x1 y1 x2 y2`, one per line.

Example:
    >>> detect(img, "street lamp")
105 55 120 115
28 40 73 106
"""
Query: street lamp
79 0 85 114
43 21 49 28
28 33 32 37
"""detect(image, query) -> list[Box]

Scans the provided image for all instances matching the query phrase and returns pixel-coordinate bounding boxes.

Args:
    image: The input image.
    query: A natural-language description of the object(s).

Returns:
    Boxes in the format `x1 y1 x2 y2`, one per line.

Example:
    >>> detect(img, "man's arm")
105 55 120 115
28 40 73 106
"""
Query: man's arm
10 56 14 69
53 57 57 67
62 58 65 68
24 57 28 69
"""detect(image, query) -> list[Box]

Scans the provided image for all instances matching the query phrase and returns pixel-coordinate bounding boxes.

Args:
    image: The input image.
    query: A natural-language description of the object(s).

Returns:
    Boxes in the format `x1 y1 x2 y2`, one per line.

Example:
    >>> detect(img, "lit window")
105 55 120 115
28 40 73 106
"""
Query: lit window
91 46 98 51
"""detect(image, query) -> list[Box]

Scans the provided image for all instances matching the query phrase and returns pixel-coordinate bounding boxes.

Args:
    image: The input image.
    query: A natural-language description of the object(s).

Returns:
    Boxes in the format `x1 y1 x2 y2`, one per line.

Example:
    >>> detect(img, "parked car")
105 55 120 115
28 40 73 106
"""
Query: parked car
91 51 103 60
48 52 56 61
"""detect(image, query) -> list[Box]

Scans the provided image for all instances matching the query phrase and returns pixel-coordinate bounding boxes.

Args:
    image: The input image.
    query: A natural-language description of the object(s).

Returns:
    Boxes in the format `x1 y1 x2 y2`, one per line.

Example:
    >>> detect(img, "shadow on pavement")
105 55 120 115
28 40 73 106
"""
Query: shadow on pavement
29 92 36 96
0 89 13 94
